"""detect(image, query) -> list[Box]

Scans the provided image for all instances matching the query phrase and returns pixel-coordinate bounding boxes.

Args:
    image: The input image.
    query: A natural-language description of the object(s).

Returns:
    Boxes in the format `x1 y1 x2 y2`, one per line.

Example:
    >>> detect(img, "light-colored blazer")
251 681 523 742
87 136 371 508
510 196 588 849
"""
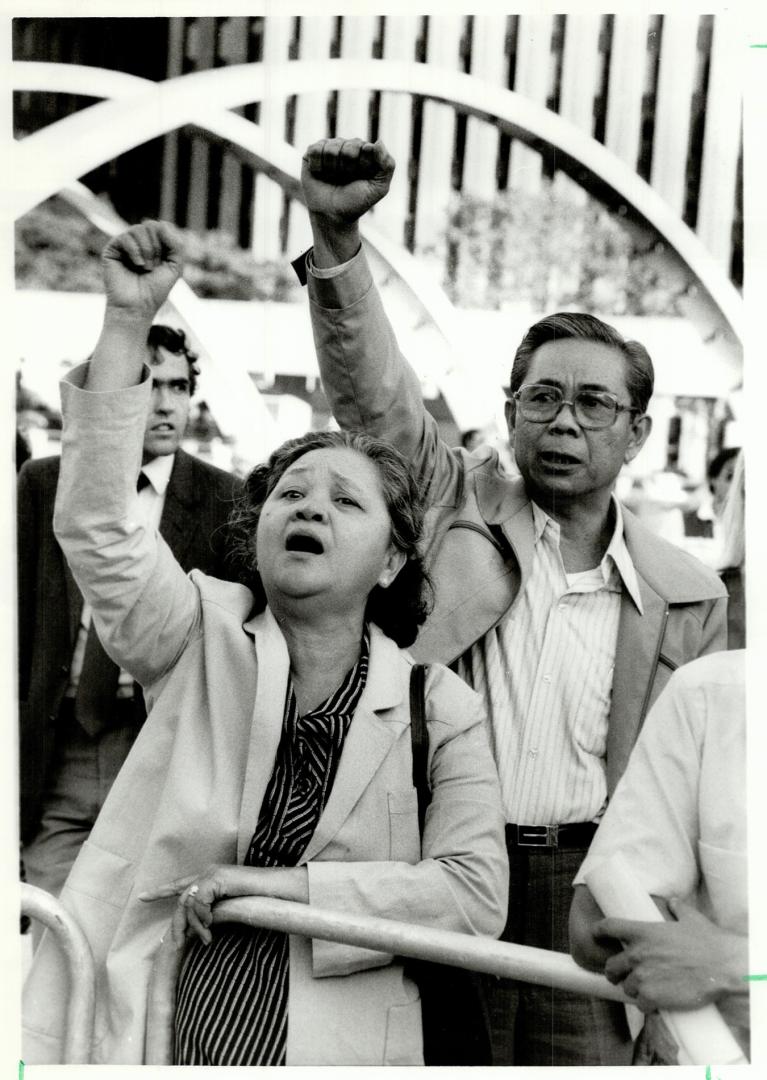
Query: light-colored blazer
307 250 729 793
22 368 507 1066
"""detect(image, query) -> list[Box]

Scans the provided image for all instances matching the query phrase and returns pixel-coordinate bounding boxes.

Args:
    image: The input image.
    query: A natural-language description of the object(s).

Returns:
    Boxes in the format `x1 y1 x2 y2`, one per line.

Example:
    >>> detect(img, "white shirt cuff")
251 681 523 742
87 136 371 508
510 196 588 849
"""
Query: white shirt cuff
308 247 362 279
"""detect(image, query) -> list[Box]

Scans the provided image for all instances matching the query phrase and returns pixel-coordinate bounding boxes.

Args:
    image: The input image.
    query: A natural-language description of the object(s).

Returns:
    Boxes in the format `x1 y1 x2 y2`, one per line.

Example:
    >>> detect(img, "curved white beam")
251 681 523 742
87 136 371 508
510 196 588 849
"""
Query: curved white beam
14 62 476 429
12 62 456 333
12 59 743 343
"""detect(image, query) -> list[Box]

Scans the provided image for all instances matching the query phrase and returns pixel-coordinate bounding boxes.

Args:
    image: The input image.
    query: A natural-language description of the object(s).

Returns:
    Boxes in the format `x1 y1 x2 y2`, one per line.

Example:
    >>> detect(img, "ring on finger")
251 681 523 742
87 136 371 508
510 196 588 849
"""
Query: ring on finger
187 884 200 899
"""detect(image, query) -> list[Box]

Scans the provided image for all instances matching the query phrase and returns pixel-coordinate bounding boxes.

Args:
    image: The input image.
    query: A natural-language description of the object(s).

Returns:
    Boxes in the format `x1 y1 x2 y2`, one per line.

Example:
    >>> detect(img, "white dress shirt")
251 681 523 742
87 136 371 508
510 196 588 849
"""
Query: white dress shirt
460 497 643 825
574 651 748 1052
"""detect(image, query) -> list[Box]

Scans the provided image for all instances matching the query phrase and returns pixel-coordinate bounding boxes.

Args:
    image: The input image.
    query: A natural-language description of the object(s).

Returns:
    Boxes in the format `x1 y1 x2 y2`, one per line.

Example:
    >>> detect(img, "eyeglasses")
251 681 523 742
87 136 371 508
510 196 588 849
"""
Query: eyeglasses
513 383 637 430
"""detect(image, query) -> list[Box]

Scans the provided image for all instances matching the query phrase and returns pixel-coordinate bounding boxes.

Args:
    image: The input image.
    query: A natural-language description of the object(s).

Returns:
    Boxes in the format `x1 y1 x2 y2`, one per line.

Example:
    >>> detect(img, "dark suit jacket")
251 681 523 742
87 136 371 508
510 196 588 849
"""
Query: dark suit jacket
17 450 242 842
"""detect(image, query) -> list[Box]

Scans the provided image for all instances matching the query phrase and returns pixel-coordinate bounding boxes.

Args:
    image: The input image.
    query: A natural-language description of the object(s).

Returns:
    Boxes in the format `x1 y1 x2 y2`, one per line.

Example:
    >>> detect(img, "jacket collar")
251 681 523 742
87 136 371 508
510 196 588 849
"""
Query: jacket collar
302 625 408 861
602 500 643 612
475 463 725 604
622 506 727 602
236 607 289 862
473 469 536 584
237 612 409 862
240 614 406 712
240 608 407 716
356 623 409 712
529 496 644 614
606 580 669 794
473 464 530 526
164 449 198 508
159 451 200 565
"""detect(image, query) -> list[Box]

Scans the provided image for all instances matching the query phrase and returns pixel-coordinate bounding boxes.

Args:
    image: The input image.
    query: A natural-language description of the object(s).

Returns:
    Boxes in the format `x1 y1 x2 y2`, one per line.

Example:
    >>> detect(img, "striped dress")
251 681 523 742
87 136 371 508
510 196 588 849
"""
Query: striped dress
174 632 370 1065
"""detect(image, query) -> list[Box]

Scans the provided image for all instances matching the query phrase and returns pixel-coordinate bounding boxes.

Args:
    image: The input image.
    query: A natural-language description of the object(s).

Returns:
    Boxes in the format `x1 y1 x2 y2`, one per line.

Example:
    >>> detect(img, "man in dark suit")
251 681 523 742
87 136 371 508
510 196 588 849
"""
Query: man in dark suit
19 324 242 898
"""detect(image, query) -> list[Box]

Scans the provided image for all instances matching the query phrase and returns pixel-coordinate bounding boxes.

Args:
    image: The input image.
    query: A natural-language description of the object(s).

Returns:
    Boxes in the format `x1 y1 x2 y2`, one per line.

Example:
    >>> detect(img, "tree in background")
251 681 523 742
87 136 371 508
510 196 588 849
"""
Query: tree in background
18 188 693 317
15 198 106 293
15 196 301 303
440 183 692 316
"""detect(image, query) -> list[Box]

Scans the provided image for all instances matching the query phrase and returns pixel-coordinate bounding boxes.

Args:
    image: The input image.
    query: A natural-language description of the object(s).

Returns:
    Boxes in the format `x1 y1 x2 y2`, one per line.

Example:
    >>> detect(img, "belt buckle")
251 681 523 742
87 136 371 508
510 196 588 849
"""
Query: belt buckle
517 824 559 848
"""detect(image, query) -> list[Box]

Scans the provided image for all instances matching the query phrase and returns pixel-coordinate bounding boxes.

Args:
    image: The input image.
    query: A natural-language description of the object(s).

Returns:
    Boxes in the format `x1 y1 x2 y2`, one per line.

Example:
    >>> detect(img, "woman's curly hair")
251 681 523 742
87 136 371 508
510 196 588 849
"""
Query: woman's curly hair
227 429 433 647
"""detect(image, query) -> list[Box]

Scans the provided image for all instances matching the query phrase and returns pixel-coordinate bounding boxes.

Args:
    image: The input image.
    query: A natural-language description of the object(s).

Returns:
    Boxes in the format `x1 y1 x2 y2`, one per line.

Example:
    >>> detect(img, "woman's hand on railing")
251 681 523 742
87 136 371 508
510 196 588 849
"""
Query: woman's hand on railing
139 865 310 946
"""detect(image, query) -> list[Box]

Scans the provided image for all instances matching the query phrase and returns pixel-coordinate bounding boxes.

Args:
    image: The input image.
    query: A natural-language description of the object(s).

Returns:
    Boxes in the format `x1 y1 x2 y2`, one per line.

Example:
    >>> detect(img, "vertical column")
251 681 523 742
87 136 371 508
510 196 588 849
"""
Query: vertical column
556 13 602 204
650 13 698 215
251 15 292 259
335 15 377 138
677 400 711 483
508 14 554 193
461 13 507 200
453 15 507 308
285 15 336 254
696 13 743 268
160 18 186 222
559 13 602 129
641 396 675 475
216 17 249 238
604 12 649 169
412 15 464 256
375 15 420 245
289 15 336 149
186 18 217 233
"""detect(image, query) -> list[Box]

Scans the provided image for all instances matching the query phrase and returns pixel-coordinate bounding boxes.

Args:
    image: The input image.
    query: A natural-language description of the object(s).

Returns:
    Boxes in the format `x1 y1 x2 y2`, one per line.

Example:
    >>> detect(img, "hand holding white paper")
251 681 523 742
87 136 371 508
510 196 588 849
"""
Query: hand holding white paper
584 851 747 1066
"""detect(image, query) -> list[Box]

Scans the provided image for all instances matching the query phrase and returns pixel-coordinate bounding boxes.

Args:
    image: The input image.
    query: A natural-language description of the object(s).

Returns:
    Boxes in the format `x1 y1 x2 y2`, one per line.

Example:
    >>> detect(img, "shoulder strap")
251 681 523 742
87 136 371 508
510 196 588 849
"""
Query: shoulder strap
409 663 429 836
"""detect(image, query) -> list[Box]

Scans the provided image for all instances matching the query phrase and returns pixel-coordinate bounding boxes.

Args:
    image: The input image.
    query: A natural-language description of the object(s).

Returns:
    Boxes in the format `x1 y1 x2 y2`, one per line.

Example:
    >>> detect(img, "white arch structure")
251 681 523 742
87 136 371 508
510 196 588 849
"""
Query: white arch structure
12 59 743 347
13 61 487 445
13 59 743 462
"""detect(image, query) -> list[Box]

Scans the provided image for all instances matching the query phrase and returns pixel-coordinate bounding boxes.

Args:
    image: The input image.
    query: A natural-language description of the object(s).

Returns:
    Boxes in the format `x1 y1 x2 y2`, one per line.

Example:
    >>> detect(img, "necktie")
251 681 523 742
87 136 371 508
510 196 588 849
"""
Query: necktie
74 623 121 737
74 472 147 735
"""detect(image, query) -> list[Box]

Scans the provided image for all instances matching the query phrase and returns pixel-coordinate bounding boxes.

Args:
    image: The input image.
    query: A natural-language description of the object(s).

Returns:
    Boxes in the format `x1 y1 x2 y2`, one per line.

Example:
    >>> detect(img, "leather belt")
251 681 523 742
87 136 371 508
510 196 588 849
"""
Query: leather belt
505 822 598 850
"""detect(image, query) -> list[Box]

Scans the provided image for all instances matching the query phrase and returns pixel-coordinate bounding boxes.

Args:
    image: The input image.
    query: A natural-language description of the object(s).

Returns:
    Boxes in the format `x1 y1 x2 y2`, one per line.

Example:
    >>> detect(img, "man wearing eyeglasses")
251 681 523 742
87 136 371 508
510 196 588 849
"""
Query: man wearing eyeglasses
296 138 728 1067
19 325 242 902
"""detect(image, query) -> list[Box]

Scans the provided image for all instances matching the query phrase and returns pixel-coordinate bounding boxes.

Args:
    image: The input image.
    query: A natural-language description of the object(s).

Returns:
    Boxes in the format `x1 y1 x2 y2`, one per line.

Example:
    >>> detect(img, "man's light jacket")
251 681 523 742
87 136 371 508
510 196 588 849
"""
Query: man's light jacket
306 249 728 794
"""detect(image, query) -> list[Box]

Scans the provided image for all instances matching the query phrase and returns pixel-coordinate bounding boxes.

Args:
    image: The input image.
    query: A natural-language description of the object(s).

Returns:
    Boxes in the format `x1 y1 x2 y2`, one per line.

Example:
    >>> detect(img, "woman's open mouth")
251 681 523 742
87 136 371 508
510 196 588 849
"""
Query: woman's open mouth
285 532 325 554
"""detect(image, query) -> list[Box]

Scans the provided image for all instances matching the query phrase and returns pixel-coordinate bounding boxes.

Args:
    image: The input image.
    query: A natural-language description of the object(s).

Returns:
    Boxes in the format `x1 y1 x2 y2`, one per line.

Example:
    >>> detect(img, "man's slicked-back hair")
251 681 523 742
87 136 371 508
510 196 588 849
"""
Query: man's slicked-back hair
509 312 654 415
147 324 200 397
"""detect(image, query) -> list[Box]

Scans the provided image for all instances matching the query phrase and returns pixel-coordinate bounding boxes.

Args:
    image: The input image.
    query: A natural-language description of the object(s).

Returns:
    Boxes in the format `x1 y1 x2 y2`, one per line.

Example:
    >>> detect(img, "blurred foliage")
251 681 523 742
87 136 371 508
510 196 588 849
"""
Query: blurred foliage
17 186 693 315
15 196 301 302
15 198 106 292
179 229 299 302
440 182 692 316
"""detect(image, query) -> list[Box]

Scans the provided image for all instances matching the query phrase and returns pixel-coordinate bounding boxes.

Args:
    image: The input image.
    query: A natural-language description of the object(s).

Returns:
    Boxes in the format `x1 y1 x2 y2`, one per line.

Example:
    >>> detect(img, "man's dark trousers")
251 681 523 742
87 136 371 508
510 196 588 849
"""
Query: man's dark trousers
477 827 633 1066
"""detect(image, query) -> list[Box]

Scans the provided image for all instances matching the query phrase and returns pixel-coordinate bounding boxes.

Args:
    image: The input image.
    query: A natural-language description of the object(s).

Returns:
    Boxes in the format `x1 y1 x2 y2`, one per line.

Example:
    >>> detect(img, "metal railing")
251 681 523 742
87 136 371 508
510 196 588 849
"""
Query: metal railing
145 895 628 1064
20 883 96 1065
22 885 628 1065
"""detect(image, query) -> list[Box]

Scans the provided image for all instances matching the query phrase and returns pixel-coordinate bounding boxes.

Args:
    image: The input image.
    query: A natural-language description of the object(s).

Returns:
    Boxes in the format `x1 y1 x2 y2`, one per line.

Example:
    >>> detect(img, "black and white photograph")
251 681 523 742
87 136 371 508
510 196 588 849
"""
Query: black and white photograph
4 2 765 1075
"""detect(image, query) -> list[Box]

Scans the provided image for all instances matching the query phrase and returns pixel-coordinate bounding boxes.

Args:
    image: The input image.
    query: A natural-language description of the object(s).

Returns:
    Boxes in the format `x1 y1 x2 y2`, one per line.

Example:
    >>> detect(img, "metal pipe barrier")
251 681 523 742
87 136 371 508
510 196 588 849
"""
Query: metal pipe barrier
146 895 629 1064
20 883 96 1065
